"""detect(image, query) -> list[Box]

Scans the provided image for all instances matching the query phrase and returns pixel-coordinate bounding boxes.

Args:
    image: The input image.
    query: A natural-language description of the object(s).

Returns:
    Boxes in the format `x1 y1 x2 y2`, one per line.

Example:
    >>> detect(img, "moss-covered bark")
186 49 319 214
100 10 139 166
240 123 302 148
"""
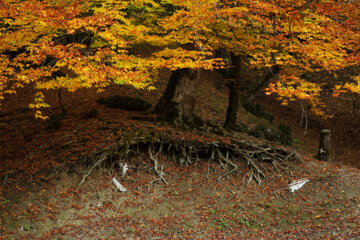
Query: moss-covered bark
155 68 200 125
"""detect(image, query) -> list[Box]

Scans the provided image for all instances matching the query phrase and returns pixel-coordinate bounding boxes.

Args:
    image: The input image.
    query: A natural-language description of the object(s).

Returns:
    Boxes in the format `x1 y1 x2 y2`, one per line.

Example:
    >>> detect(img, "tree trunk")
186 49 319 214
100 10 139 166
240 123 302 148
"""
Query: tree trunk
316 129 331 161
58 89 67 116
224 53 279 130
223 54 247 130
155 68 200 125
223 79 241 130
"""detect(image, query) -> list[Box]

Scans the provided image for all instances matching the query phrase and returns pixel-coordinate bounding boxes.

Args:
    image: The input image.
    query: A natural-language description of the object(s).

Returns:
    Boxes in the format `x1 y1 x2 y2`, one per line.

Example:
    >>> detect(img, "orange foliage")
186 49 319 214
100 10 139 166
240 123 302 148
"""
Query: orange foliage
0 0 359 117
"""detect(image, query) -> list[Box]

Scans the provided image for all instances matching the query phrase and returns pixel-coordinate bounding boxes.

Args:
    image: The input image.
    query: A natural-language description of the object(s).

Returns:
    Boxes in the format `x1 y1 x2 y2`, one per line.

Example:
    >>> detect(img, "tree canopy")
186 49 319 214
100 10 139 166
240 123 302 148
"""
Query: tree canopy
0 0 359 118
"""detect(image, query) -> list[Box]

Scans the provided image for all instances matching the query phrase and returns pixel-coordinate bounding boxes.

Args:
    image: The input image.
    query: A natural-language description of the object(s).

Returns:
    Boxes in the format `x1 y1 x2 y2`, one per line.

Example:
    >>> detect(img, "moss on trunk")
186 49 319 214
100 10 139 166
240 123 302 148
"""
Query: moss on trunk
155 68 200 125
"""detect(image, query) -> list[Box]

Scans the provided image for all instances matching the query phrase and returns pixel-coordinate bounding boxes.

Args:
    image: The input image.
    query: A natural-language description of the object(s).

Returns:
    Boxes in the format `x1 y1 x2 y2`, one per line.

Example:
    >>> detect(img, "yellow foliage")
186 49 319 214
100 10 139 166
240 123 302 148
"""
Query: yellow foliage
0 0 359 118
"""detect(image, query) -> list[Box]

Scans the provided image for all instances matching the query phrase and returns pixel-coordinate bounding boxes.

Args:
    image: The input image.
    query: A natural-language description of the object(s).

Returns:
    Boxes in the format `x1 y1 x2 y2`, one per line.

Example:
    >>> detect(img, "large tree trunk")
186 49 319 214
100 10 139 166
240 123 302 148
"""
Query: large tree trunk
223 54 247 130
155 68 200 125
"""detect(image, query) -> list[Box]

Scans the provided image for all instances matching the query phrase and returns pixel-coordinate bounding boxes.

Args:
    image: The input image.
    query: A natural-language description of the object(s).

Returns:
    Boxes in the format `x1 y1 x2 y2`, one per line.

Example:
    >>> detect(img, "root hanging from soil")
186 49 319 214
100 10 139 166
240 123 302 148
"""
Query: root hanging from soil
77 127 302 189
148 145 168 185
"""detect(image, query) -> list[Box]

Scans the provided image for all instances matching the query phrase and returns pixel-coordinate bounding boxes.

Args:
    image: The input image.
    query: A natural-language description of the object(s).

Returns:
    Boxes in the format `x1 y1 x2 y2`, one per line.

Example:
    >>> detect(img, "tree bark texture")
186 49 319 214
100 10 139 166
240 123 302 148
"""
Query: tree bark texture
58 89 67 116
224 79 241 130
223 54 248 130
316 129 331 161
155 68 200 124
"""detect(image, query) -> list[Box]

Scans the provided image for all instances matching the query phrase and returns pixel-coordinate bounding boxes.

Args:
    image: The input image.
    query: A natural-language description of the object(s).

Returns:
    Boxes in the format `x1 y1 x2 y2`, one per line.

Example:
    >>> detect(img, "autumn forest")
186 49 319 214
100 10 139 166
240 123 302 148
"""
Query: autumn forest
0 0 359 239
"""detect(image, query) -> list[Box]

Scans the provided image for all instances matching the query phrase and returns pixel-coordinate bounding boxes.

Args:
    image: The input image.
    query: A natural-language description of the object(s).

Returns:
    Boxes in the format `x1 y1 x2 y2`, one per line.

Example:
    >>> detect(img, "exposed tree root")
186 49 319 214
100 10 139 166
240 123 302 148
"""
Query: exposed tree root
78 127 302 188
148 146 168 185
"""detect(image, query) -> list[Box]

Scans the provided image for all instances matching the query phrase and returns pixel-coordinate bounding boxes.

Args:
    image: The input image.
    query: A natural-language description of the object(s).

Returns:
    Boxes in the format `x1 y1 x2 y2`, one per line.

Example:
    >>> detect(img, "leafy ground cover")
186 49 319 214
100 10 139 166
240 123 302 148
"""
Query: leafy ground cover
1 157 359 239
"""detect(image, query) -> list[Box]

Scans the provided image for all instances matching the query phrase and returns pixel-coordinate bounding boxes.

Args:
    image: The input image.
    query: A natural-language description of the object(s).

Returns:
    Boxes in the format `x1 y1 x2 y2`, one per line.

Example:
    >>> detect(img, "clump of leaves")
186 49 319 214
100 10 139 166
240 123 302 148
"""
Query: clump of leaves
24 225 31 231
97 95 151 111
0 197 10 207
81 108 98 119
217 219 229 229
238 217 251 228
243 102 274 123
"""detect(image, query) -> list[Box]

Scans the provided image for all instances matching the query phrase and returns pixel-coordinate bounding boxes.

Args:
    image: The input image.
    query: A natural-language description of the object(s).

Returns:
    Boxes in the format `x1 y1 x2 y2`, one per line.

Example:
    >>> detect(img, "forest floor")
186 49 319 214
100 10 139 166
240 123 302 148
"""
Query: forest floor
1 158 359 239
0 69 359 239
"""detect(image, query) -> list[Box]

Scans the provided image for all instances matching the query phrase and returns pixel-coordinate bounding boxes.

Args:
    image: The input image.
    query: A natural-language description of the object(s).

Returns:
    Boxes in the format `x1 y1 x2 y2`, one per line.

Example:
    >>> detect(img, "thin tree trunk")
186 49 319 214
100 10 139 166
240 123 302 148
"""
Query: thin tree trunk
223 54 247 130
224 52 279 130
58 89 66 116
224 79 241 130
155 68 200 125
